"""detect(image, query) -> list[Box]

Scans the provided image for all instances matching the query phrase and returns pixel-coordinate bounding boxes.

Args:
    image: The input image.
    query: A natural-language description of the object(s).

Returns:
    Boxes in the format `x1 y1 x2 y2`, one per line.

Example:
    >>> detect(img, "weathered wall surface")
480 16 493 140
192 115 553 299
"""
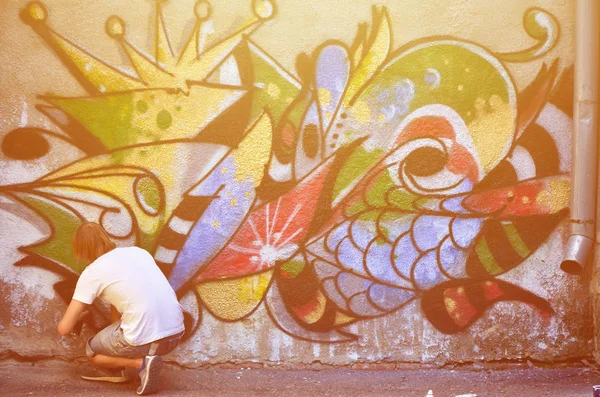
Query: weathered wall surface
0 0 592 366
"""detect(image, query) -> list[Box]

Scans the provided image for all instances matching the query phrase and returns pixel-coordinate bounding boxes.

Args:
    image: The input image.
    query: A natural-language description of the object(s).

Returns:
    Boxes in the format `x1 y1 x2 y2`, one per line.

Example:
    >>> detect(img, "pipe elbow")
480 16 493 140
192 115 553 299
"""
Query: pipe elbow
560 234 594 275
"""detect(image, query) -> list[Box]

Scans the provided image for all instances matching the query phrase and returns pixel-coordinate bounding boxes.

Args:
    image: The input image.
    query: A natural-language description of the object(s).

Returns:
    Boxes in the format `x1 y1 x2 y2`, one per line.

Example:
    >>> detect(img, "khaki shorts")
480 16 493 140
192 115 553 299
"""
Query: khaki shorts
86 321 182 358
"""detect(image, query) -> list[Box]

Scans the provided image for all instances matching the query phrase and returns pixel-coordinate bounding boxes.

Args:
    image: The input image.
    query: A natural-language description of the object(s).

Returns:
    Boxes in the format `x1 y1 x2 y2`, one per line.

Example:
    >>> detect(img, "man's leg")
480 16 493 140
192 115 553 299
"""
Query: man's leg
82 321 137 383
136 353 163 396
90 354 143 369
135 333 183 395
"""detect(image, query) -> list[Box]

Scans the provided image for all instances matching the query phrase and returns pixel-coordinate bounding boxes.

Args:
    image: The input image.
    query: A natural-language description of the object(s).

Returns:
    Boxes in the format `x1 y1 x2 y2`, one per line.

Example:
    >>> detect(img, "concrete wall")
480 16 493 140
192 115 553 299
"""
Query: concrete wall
0 0 592 367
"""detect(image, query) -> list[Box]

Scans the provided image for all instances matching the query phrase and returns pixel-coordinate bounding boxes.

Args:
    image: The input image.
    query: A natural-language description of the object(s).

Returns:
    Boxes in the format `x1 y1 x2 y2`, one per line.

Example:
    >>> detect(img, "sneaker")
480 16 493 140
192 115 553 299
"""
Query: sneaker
137 356 163 395
80 366 129 383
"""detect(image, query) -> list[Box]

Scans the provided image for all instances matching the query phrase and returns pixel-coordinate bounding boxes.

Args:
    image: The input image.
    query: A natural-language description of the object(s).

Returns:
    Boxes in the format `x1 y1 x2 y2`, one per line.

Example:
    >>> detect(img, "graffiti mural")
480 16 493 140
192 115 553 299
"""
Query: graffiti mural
1 1 574 344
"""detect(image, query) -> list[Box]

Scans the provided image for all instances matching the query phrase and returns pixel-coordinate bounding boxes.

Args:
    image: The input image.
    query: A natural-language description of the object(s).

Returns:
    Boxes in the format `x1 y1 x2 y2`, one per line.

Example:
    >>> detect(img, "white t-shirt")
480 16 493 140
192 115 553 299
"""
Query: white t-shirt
73 246 185 346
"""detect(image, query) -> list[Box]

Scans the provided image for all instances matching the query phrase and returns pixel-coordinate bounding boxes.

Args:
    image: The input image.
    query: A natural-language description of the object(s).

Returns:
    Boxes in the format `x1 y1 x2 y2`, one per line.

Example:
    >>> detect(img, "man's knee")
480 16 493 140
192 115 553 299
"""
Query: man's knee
85 337 96 358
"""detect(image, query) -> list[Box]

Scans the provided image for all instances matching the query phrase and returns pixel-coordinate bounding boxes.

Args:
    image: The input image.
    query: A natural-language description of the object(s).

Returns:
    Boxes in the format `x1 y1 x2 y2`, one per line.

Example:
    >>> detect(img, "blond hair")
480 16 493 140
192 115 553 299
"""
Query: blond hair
72 222 116 263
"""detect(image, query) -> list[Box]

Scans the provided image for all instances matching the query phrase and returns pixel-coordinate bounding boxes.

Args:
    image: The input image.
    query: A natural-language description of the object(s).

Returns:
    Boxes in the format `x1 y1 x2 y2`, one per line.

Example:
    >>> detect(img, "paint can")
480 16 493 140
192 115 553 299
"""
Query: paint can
593 385 600 397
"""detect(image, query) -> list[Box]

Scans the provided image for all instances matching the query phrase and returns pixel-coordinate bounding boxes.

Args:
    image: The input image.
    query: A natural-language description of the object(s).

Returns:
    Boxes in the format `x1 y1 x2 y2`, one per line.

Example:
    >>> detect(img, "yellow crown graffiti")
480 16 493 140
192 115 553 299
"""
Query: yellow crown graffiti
20 0 278 150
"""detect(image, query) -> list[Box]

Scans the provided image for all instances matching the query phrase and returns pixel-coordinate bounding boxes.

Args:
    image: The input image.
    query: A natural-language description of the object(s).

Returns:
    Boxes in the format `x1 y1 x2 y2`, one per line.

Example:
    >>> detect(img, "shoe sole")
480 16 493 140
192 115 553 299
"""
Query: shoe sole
137 356 163 395
81 374 129 383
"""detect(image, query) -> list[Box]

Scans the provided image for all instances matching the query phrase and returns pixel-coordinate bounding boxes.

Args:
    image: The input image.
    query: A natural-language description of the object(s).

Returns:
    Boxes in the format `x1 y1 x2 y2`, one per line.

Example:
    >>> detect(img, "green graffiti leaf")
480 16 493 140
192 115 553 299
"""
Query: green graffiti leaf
248 44 302 127
19 195 85 274
280 259 306 278
333 146 382 203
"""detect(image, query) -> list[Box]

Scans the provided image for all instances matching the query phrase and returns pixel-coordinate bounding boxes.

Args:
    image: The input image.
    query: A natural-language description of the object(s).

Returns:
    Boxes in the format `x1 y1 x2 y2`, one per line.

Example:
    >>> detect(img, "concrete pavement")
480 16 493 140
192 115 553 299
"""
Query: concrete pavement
0 360 598 397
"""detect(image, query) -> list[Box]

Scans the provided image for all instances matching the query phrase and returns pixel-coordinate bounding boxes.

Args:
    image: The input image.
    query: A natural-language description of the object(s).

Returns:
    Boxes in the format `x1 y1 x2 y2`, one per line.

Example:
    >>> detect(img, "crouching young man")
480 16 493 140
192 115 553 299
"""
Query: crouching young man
58 222 184 395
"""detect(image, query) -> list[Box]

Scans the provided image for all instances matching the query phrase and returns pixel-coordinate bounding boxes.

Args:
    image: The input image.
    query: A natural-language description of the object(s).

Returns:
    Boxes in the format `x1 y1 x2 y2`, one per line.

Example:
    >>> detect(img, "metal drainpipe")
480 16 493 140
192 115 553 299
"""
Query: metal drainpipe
560 0 600 275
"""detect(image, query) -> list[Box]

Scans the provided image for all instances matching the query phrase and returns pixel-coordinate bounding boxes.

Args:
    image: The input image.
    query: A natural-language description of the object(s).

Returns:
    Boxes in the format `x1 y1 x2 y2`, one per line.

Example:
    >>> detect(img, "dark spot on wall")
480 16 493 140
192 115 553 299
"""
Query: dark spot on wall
2 128 50 160
157 109 173 130
302 123 319 158
403 147 447 177
136 100 149 114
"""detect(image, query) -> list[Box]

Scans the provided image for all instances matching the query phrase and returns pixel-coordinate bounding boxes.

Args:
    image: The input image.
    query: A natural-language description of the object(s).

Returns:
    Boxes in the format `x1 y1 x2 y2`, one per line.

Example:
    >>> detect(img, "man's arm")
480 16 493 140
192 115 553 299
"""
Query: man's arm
58 300 89 336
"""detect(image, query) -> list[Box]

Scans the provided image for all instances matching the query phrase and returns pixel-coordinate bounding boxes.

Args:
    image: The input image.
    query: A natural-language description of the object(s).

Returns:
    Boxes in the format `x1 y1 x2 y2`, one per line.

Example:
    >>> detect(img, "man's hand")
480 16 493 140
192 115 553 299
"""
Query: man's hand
58 300 89 336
